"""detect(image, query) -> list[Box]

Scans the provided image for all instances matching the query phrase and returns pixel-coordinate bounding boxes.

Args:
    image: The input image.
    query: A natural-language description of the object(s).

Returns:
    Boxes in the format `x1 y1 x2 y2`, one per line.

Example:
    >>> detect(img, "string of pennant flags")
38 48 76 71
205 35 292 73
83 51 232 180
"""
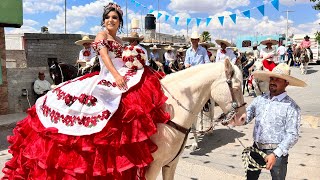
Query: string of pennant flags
126 0 279 27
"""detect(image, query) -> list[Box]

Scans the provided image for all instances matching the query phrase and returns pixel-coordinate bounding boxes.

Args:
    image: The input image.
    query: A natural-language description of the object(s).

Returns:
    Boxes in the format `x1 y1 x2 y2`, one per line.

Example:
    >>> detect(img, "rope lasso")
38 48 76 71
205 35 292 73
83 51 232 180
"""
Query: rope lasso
242 146 267 171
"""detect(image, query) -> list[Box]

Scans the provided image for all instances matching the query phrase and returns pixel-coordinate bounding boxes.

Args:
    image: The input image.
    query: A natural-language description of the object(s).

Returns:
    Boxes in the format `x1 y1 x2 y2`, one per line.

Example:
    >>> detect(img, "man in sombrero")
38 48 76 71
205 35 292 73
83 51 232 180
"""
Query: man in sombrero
215 38 236 64
300 35 313 60
260 38 278 71
243 63 307 180
75 35 97 71
122 32 149 66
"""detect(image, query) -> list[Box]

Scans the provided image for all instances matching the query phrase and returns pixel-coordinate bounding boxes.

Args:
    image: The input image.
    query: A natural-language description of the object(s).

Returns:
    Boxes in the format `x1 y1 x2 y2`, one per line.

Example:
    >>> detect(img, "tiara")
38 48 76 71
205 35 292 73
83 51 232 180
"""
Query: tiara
105 2 123 16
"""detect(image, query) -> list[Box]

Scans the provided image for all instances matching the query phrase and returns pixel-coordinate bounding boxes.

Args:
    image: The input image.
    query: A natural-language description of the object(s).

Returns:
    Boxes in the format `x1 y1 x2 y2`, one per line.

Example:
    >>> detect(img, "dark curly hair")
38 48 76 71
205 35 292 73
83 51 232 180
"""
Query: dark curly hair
101 5 124 32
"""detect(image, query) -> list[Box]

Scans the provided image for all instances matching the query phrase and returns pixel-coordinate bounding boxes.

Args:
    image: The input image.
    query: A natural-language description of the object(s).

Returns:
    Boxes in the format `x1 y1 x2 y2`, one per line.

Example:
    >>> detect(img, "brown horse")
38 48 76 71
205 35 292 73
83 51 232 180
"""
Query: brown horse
295 47 310 74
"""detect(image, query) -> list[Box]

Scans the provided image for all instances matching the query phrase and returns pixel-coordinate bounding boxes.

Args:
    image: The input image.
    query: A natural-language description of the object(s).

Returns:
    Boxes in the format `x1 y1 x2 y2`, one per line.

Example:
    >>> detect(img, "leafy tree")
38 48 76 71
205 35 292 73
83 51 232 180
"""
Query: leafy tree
200 31 211 43
311 0 320 43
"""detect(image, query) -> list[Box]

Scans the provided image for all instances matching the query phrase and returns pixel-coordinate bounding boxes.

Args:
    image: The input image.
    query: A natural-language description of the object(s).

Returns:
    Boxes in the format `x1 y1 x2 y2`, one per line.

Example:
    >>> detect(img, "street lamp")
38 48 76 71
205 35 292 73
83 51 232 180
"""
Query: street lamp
282 10 294 43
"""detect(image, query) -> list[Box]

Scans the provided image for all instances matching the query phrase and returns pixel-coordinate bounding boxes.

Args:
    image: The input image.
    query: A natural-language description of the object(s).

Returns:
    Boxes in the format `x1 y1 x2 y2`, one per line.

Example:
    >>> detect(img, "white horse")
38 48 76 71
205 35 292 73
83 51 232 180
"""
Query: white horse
249 61 269 96
146 60 247 180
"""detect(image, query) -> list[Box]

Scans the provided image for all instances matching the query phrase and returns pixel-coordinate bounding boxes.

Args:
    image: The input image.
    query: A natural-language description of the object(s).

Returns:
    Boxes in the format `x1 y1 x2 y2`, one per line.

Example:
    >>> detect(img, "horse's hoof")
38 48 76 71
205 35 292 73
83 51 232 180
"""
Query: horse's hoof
191 143 199 151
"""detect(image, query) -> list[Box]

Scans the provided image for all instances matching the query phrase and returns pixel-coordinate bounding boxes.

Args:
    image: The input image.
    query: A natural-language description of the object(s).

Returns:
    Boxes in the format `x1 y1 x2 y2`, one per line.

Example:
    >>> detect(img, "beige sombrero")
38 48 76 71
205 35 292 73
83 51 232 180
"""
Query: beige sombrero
253 63 307 87
150 45 161 50
200 41 210 48
215 39 232 47
260 38 278 45
75 35 94 46
164 45 175 51
122 32 144 42
177 47 186 52
190 31 200 39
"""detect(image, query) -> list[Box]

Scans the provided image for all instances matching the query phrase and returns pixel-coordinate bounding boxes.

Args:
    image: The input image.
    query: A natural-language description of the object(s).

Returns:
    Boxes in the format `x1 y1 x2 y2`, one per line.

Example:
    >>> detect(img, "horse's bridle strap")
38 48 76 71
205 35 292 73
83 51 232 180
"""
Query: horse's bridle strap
166 120 190 135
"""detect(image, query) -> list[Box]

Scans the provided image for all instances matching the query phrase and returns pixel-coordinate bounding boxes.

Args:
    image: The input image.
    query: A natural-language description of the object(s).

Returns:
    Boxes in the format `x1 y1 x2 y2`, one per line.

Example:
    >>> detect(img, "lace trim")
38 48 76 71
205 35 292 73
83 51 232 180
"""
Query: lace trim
92 40 123 58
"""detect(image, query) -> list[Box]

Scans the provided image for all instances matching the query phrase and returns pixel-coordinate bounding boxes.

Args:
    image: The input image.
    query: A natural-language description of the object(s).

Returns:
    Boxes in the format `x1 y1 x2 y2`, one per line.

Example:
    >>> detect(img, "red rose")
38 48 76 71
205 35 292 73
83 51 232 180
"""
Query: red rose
83 50 91 56
78 94 87 104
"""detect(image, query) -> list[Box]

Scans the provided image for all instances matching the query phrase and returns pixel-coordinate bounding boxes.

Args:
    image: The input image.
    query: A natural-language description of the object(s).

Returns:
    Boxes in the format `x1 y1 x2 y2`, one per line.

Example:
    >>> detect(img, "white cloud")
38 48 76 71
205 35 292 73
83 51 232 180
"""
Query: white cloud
47 0 113 33
280 0 313 6
23 0 64 14
168 0 250 14
23 19 39 26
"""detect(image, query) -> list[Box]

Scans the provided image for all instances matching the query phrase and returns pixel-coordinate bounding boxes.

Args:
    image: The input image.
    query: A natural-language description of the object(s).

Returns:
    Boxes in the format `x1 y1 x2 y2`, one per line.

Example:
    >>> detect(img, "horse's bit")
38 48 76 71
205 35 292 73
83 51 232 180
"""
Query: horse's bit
216 70 247 125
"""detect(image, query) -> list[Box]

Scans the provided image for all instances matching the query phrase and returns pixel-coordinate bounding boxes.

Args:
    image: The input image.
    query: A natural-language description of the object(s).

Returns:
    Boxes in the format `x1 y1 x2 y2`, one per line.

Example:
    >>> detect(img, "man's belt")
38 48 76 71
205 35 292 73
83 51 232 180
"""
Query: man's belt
255 142 278 150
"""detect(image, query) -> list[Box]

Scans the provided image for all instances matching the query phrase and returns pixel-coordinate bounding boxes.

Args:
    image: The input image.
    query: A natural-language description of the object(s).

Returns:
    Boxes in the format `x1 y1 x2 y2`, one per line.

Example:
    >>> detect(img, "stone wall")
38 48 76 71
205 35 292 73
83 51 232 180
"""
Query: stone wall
0 27 9 114
24 33 89 67
7 67 52 113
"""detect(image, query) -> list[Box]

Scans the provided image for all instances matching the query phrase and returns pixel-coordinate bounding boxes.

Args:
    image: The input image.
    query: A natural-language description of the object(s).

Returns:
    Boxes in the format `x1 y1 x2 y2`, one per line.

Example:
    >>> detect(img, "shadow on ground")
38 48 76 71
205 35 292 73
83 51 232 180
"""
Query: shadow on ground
188 128 245 156
0 128 12 151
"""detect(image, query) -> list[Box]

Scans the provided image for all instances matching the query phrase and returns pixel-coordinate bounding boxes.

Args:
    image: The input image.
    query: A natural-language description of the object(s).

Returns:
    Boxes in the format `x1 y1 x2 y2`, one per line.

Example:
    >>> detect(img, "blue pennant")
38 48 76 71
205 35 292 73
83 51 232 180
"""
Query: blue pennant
271 0 279 11
165 14 170 21
148 9 154 14
218 16 224 26
157 12 162 19
175 17 180 25
206 17 212 26
257 5 265 16
229 14 236 24
196 18 201 27
242 10 250 19
187 18 192 26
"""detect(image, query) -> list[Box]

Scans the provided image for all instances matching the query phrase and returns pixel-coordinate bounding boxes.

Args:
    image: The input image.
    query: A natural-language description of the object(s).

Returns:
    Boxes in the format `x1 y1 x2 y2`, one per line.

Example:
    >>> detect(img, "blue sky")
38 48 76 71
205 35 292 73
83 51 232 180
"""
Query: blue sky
5 0 320 43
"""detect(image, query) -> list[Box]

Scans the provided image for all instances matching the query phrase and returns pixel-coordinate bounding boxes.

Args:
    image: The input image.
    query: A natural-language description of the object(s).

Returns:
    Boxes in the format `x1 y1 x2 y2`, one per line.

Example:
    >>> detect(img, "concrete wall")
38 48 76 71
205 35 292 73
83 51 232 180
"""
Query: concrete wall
7 67 53 113
24 33 88 67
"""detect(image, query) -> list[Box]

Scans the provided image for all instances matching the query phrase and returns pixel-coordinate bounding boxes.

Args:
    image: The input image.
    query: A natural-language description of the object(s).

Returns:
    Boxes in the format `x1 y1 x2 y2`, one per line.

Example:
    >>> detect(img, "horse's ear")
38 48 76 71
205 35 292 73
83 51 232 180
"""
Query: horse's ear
224 59 234 79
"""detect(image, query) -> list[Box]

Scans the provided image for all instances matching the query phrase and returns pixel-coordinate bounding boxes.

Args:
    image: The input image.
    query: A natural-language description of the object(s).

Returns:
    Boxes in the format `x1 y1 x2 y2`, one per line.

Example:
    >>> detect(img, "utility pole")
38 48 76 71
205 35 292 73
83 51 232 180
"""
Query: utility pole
126 0 128 37
64 0 66 34
282 10 294 43
158 0 160 43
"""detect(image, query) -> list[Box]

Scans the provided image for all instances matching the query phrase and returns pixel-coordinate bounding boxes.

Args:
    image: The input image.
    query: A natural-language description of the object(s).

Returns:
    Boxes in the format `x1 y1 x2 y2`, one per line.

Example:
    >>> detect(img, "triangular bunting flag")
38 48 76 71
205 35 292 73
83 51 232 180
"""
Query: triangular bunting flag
229 14 236 24
148 9 154 14
196 18 201 27
242 10 250 19
157 12 162 19
187 18 192 26
131 0 135 3
218 16 224 26
165 15 170 21
175 17 180 25
135 2 140 7
206 17 212 26
257 5 265 16
271 0 279 11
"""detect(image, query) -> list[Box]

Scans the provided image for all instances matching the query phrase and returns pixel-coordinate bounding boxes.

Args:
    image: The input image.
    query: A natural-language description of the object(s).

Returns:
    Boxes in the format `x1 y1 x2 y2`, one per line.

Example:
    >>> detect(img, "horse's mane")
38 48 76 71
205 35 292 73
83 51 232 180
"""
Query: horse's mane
161 62 242 88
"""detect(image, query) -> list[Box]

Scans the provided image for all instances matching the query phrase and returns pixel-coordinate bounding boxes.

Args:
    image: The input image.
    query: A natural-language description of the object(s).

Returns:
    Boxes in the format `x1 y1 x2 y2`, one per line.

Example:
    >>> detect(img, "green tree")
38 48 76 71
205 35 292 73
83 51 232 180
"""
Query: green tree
311 0 320 43
200 31 211 42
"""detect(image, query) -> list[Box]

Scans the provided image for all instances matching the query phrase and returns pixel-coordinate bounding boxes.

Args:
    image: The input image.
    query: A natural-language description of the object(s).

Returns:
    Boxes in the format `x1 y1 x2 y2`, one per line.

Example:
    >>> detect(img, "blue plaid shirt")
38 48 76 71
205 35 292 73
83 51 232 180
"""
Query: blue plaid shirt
245 92 301 157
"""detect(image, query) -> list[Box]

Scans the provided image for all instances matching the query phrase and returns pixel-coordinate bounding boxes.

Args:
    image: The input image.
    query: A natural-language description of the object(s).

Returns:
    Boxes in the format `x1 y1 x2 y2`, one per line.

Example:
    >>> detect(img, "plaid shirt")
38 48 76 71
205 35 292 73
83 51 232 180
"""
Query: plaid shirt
245 92 301 157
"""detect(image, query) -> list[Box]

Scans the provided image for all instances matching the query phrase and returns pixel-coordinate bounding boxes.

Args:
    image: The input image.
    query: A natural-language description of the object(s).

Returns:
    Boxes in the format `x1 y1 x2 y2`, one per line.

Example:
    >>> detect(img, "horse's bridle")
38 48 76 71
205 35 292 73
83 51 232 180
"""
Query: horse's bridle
216 70 247 125
50 64 64 83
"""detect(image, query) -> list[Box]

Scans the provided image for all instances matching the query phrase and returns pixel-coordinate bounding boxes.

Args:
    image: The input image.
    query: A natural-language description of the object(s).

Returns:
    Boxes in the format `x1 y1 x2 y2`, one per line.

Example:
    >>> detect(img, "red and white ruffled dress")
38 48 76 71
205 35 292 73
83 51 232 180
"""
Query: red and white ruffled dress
1 39 170 179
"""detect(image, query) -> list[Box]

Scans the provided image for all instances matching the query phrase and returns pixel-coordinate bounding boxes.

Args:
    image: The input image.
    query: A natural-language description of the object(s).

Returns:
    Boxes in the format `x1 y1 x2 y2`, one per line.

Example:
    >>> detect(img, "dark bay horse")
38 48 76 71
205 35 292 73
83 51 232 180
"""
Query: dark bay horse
48 59 100 85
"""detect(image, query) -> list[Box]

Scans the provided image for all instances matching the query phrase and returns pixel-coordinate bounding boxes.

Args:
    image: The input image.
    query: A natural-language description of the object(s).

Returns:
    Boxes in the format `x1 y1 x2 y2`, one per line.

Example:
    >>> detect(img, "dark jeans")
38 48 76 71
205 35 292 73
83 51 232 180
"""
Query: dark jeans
247 144 288 180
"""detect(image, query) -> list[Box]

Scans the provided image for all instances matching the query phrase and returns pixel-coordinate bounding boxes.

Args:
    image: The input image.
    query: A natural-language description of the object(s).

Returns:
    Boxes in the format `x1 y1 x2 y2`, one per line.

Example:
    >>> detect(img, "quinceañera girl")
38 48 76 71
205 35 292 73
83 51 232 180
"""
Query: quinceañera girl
1 3 169 179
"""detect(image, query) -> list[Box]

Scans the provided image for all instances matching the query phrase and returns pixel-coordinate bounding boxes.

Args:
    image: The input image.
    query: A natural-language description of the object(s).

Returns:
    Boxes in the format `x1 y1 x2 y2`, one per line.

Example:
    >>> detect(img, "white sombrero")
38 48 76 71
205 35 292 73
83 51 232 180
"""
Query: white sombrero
253 63 307 87
260 38 278 45
150 45 161 50
164 45 175 51
200 41 210 47
177 47 186 52
215 39 232 47
190 31 200 39
251 42 259 47
75 35 94 46
122 32 144 42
